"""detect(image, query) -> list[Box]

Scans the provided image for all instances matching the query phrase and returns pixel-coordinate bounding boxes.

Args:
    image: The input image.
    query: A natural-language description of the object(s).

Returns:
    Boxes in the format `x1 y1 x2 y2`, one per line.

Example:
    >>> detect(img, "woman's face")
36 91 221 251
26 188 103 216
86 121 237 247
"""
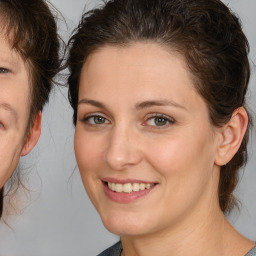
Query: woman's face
0 34 31 188
75 43 222 236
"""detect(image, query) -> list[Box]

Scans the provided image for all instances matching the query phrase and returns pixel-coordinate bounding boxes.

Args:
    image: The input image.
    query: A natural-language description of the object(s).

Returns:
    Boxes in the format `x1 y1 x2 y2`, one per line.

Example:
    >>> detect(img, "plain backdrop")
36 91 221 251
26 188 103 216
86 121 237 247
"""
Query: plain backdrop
0 0 255 255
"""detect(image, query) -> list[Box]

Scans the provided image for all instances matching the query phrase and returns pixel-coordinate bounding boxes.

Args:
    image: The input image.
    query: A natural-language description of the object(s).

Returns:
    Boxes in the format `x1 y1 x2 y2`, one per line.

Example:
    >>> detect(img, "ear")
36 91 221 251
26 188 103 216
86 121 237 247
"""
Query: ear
21 111 42 156
214 107 248 166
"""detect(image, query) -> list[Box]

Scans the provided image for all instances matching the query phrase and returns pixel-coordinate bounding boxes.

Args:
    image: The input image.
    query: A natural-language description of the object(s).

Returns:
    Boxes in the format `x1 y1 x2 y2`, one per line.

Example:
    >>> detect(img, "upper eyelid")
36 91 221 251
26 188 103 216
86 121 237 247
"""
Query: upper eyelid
78 106 109 116
80 112 111 122
81 112 175 119
83 112 108 118
145 113 175 121
86 115 110 124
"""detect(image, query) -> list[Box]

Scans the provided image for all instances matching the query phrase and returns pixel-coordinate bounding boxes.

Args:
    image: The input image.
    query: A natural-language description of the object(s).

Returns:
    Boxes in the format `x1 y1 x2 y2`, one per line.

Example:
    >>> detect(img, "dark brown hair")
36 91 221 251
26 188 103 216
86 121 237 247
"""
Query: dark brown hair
0 0 61 218
67 0 251 213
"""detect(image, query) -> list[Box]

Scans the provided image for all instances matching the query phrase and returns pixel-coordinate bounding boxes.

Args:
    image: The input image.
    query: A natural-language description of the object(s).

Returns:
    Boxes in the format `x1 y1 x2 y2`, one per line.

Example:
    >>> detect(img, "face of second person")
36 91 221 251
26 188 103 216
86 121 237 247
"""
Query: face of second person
0 34 31 188
75 43 222 236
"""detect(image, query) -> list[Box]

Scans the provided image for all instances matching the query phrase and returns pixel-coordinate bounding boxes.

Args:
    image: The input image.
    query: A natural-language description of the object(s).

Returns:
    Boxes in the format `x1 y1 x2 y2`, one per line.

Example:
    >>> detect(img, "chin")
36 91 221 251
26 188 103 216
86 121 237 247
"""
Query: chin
100 211 154 236
104 222 147 236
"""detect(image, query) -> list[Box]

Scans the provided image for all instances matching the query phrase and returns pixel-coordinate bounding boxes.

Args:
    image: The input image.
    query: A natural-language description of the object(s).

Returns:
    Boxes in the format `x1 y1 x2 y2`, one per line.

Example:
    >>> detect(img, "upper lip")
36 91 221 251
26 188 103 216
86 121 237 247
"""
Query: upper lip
102 177 158 184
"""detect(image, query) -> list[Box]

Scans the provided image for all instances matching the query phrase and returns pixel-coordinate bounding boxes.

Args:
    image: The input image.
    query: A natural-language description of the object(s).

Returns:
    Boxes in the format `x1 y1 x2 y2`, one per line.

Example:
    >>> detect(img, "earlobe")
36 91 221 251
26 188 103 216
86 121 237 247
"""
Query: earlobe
214 107 248 166
21 112 42 156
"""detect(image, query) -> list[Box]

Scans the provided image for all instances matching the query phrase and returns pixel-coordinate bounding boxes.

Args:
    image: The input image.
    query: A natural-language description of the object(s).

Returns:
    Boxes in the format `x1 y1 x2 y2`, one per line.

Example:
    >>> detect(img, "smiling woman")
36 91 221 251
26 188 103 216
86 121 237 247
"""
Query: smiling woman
0 0 60 218
67 0 255 255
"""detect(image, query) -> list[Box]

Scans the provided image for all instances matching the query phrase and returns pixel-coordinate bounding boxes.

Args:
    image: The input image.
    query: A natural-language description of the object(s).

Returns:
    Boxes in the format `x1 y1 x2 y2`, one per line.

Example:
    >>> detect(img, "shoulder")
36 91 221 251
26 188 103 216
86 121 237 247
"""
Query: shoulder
97 241 122 256
245 244 256 256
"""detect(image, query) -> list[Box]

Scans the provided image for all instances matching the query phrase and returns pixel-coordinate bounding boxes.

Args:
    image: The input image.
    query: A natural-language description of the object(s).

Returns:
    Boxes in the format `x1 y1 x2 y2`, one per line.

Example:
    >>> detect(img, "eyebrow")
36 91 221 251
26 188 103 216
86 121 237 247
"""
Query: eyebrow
78 99 107 109
135 99 187 110
78 98 186 111
0 103 18 120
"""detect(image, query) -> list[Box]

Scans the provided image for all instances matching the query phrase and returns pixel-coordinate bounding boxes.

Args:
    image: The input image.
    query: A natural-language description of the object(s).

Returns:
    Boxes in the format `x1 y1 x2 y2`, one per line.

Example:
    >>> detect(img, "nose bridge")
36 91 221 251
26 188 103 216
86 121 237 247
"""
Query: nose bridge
104 122 141 170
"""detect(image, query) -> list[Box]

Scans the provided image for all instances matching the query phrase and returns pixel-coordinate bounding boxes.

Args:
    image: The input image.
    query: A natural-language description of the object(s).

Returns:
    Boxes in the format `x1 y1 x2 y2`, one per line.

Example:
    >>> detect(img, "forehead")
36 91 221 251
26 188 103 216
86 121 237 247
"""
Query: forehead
79 43 208 116
0 32 31 123
0 30 26 68
81 43 196 95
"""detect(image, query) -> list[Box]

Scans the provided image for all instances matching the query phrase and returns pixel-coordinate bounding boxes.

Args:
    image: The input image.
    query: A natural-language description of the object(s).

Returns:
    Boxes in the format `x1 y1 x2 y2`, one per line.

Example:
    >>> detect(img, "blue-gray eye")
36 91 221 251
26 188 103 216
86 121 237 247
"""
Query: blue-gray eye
154 117 167 126
83 115 110 125
147 115 173 127
0 68 9 74
93 115 106 124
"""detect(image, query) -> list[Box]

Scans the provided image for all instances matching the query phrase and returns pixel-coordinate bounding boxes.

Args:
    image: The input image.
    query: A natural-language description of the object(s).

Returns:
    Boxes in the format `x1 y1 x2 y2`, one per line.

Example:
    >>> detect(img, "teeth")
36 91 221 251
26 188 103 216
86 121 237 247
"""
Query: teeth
133 183 140 192
115 184 123 193
123 183 132 193
145 183 151 189
108 182 116 191
140 183 146 190
107 182 153 193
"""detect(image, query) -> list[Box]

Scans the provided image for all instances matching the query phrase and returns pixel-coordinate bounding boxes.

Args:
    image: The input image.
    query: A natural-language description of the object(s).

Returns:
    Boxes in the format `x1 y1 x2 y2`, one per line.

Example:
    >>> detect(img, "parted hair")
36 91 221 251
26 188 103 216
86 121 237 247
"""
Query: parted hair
0 0 61 218
67 0 251 213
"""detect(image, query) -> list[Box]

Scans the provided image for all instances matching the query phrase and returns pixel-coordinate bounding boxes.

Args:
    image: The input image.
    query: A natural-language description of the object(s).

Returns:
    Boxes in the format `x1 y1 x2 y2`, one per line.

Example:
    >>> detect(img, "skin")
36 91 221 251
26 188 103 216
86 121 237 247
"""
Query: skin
0 34 41 189
75 43 253 256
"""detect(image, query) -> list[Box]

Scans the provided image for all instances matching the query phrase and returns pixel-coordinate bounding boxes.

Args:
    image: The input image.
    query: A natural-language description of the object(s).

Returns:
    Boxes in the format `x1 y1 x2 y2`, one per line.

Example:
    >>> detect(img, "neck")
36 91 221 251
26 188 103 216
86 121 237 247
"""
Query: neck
121 205 253 256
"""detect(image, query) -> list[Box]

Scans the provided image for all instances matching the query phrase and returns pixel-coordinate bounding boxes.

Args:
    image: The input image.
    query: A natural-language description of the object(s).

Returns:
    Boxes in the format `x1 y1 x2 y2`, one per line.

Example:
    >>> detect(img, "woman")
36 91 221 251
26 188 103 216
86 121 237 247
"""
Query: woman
0 0 60 218
67 0 255 255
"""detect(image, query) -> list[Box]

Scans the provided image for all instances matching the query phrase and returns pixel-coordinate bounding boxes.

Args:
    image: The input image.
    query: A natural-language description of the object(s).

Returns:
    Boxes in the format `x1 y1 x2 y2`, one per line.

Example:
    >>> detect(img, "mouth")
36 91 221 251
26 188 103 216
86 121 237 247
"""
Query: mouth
107 182 154 193
102 179 158 203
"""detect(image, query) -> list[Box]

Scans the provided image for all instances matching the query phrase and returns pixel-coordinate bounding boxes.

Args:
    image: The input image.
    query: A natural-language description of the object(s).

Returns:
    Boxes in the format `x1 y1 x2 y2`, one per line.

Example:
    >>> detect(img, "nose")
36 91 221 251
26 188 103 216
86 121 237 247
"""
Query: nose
104 125 142 170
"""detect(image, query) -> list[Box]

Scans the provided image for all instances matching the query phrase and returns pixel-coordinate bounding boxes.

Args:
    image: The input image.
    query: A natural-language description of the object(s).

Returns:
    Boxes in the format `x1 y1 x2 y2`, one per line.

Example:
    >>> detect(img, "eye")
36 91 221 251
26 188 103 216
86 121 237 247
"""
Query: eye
82 114 110 125
0 122 5 129
0 67 10 74
144 114 175 128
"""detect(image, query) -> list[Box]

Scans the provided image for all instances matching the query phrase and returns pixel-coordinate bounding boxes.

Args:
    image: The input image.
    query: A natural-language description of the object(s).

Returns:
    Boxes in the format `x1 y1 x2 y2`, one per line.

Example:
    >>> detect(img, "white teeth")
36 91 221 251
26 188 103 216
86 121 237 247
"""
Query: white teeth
133 183 140 192
123 183 133 193
115 184 123 193
145 183 151 189
107 182 153 193
139 183 146 190
108 182 116 191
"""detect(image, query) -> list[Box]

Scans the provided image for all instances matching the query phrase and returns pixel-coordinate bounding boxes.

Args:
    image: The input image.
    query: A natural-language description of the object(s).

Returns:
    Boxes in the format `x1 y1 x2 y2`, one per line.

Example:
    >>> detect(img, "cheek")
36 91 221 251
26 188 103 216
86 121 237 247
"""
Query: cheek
0 139 23 187
141 131 218 222
144 135 198 173
74 128 104 178
74 128 107 209
144 127 216 190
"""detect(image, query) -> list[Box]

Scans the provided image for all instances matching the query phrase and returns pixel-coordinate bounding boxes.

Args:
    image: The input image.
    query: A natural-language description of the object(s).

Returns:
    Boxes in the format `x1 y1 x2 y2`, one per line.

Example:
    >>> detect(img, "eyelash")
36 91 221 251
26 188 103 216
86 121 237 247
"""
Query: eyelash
80 113 175 129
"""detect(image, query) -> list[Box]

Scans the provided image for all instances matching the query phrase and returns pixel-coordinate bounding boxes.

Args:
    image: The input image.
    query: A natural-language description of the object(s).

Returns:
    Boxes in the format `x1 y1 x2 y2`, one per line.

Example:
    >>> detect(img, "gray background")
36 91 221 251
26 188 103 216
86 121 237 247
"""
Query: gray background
0 0 255 255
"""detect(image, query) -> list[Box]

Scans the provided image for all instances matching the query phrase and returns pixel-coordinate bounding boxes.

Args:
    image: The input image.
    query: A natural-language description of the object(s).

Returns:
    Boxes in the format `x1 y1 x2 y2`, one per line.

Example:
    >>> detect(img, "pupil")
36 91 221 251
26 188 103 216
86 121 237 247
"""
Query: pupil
94 116 105 124
155 117 166 126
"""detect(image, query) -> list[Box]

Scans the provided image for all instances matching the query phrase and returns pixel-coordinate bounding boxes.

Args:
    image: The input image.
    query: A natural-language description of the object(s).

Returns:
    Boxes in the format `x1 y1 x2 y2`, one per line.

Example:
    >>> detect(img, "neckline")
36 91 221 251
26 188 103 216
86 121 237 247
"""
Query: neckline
119 242 256 256
245 243 256 256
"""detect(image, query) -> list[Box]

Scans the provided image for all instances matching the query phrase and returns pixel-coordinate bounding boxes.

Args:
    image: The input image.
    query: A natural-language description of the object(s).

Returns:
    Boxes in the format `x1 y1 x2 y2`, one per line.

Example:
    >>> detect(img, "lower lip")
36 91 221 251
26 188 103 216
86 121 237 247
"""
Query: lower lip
103 182 156 203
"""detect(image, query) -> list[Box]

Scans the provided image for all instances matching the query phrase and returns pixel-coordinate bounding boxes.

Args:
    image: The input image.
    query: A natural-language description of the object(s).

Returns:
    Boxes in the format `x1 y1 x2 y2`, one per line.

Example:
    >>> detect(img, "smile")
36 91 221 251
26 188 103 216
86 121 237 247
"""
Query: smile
108 182 153 193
